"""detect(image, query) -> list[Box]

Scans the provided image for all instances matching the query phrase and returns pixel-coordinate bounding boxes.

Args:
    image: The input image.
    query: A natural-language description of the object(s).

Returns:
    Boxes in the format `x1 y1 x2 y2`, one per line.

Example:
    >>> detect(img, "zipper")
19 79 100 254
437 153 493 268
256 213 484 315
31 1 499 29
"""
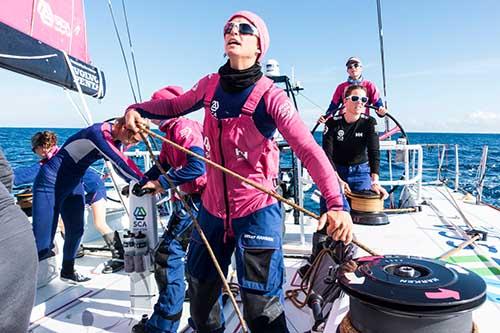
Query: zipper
218 120 232 241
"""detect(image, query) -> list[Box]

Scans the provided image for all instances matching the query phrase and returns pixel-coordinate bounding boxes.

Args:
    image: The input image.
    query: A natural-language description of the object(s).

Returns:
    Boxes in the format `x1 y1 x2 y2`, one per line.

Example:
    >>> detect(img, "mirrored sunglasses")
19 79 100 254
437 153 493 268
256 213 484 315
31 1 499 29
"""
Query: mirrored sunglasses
347 63 361 69
223 22 259 37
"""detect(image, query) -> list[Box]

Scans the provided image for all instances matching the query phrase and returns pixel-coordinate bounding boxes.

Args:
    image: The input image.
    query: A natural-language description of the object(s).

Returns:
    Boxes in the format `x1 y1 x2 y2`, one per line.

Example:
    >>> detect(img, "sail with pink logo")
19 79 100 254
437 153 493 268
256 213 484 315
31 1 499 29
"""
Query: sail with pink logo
0 0 105 98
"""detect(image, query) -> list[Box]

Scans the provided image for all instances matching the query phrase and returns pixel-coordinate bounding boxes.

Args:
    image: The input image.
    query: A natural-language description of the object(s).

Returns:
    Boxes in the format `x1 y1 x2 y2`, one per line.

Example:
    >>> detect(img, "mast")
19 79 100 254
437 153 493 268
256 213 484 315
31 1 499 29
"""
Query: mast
376 0 389 111
376 0 396 207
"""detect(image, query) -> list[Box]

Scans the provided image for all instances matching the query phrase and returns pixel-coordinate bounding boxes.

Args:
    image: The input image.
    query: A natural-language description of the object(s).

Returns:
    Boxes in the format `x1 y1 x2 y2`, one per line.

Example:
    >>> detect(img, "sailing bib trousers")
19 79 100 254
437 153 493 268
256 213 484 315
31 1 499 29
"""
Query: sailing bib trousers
146 195 201 333
187 203 287 333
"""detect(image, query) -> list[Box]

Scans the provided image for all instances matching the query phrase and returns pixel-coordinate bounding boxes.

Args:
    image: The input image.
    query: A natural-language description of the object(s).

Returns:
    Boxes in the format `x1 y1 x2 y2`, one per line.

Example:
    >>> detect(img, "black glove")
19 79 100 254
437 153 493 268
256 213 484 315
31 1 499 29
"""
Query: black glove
132 183 155 197
121 185 130 197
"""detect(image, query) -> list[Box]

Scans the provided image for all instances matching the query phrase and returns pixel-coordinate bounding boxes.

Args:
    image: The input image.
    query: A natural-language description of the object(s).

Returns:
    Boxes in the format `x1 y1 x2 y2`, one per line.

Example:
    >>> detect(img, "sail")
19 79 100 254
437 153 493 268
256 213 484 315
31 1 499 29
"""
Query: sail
0 0 105 98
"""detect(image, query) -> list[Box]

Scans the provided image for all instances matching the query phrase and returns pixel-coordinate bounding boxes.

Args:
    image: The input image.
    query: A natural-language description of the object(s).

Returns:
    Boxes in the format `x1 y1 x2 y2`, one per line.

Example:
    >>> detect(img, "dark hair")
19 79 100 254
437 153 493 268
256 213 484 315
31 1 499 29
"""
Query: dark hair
344 84 367 98
31 131 57 150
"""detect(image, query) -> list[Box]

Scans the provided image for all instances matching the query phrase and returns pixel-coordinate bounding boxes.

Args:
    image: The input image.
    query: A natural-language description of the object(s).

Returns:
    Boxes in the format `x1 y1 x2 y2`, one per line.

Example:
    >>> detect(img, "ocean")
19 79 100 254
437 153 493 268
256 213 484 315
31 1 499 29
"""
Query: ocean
0 128 498 208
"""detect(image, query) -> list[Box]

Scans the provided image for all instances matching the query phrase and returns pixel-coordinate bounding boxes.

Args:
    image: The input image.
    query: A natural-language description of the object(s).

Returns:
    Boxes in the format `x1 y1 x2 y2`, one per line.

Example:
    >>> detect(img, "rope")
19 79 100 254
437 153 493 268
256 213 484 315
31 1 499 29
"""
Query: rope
426 198 499 271
107 0 138 103
438 234 481 261
285 248 334 308
121 0 142 102
63 89 91 125
62 51 93 124
138 131 248 333
345 192 384 213
62 50 131 218
141 127 378 256
443 185 474 229
297 92 326 113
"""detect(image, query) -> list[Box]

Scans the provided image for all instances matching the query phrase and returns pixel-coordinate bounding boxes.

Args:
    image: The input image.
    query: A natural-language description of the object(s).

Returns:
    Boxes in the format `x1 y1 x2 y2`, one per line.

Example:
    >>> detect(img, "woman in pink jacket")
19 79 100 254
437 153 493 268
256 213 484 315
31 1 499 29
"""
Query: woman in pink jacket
125 11 352 333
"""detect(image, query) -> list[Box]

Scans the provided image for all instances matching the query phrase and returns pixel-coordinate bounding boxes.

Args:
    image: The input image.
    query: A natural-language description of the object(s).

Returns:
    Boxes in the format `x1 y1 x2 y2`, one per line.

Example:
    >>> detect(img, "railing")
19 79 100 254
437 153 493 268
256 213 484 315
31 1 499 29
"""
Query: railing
416 144 461 189
378 142 476 204
379 141 423 202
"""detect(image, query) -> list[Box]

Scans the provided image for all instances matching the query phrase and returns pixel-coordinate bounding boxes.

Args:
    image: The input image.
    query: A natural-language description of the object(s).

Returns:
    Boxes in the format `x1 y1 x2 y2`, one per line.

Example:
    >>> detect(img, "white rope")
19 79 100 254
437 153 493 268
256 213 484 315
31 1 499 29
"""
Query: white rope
62 51 93 124
63 88 91 125
62 51 130 218
0 53 57 60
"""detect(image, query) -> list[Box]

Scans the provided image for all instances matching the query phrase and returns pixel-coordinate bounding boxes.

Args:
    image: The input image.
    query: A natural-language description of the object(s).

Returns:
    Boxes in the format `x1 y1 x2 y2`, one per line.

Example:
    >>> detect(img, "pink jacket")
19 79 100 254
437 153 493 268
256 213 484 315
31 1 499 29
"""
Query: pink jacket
129 74 345 222
158 117 206 195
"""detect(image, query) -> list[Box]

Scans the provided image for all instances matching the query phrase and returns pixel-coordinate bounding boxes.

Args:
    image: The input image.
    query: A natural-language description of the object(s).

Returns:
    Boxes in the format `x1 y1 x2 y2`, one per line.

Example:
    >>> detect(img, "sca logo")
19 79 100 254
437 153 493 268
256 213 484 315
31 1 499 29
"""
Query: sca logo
133 207 147 221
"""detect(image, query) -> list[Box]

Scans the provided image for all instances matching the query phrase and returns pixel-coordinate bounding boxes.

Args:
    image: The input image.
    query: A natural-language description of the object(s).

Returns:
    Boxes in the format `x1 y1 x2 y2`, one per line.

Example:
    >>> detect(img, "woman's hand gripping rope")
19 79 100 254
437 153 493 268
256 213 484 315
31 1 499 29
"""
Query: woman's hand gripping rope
136 122 379 256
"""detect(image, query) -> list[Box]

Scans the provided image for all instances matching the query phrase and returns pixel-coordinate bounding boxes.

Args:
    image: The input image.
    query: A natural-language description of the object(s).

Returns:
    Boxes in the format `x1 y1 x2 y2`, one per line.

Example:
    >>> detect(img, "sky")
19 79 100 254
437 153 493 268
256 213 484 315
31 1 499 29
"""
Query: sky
1 0 500 133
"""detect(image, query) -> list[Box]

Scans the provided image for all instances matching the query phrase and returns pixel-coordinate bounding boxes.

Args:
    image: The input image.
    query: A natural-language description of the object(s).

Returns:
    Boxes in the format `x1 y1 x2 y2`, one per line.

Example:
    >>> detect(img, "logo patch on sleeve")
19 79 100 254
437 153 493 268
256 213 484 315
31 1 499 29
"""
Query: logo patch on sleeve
278 101 293 119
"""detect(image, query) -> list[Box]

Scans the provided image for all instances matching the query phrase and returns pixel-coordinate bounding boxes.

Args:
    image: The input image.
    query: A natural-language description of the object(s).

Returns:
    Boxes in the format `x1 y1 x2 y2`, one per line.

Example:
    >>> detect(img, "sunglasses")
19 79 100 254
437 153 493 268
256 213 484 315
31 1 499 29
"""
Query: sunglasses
32 146 48 153
346 95 368 103
347 63 361 69
223 22 259 37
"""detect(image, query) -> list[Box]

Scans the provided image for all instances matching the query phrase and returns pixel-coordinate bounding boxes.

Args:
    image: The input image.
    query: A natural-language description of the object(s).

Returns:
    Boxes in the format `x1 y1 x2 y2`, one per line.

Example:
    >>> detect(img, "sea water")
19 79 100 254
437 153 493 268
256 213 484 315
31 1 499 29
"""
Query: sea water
0 128 498 208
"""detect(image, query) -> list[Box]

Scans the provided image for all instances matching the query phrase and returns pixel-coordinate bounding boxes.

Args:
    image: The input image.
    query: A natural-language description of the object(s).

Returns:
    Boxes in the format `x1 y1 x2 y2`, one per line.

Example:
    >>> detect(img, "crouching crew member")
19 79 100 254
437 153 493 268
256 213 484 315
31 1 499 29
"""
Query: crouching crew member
133 86 207 333
32 118 147 283
15 131 125 273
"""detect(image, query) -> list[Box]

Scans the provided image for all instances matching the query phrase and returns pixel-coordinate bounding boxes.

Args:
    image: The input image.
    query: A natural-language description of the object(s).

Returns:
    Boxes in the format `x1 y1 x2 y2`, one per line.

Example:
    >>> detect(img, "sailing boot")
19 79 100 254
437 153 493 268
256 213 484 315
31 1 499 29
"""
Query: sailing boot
131 314 148 333
102 231 125 274
75 244 85 258
60 259 91 284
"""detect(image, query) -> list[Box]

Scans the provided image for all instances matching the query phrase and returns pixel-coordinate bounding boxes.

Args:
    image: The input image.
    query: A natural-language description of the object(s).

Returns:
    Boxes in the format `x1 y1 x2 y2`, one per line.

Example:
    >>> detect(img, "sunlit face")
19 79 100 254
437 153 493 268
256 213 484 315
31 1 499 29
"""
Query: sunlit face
346 62 363 79
344 88 368 116
33 146 52 159
223 17 260 62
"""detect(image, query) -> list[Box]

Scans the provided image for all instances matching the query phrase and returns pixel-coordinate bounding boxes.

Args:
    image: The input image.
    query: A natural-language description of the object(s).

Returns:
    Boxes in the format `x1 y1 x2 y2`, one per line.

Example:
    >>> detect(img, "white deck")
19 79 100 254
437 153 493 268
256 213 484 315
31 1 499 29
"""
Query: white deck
29 184 500 332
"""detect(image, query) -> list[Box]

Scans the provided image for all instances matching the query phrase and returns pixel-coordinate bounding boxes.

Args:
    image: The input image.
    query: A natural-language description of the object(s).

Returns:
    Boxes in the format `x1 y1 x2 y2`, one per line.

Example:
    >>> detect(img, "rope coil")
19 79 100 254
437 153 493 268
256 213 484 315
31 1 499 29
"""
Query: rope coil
345 192 384 213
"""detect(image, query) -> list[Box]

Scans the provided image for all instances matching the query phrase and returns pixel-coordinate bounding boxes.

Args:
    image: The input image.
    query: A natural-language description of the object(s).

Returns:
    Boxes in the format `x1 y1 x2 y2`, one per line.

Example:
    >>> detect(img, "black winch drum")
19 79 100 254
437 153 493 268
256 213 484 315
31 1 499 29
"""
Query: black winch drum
346 191 389 225
15 191 33 217
338 255 487 333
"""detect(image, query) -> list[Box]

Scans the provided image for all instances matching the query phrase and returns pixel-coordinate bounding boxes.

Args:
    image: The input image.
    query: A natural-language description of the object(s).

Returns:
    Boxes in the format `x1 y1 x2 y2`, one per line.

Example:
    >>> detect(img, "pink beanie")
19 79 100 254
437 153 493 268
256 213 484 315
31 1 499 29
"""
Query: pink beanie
227 10 270 62
150 86 184 128
151 85 183 100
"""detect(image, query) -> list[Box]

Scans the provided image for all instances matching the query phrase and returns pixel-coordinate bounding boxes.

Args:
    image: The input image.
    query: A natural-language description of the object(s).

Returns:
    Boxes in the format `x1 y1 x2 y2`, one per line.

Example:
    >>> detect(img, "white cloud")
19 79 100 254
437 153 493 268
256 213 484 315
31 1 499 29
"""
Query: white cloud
468 111 499 121
399 109 500 134
393 58 500 79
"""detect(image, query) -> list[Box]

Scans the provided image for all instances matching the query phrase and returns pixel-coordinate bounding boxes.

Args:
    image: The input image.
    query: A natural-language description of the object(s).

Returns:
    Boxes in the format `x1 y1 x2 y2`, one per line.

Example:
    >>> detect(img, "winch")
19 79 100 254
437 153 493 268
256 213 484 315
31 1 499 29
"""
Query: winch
346 191 389 225
338 255 486 333
15 188 33 217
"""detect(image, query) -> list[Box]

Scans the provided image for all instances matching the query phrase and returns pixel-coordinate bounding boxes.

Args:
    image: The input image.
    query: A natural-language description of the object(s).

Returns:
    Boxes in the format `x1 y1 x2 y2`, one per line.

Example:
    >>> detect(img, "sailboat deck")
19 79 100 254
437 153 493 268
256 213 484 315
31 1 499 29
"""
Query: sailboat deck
29 184 500 332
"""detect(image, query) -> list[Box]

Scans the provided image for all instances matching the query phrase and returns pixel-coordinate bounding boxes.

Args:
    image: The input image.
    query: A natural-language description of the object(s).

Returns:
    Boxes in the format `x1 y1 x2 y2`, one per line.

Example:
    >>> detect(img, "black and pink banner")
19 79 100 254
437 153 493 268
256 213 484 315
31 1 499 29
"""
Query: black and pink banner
0 0 105 98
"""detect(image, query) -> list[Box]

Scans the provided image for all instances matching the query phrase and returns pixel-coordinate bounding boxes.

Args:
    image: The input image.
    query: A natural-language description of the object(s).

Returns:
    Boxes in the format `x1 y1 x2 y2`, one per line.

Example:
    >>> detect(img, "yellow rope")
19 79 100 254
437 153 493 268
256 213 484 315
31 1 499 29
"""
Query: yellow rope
346 192 384 213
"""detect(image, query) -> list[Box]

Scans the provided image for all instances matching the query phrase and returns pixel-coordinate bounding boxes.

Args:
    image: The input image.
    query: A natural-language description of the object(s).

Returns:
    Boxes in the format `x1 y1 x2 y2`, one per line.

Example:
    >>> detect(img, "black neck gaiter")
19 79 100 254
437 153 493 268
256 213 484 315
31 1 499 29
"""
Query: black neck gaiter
218 60 263 93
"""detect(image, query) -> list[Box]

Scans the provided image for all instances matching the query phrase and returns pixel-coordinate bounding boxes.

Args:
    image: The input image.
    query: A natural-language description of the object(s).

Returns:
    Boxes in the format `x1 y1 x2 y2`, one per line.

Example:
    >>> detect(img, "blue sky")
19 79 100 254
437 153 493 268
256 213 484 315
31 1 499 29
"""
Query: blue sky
1 0 500 133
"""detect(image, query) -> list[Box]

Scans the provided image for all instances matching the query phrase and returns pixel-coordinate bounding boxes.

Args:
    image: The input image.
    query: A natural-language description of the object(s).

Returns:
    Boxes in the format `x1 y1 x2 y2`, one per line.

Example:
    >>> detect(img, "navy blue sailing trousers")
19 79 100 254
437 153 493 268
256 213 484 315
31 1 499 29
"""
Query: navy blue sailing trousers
146 195 201 333
32 155 85 262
